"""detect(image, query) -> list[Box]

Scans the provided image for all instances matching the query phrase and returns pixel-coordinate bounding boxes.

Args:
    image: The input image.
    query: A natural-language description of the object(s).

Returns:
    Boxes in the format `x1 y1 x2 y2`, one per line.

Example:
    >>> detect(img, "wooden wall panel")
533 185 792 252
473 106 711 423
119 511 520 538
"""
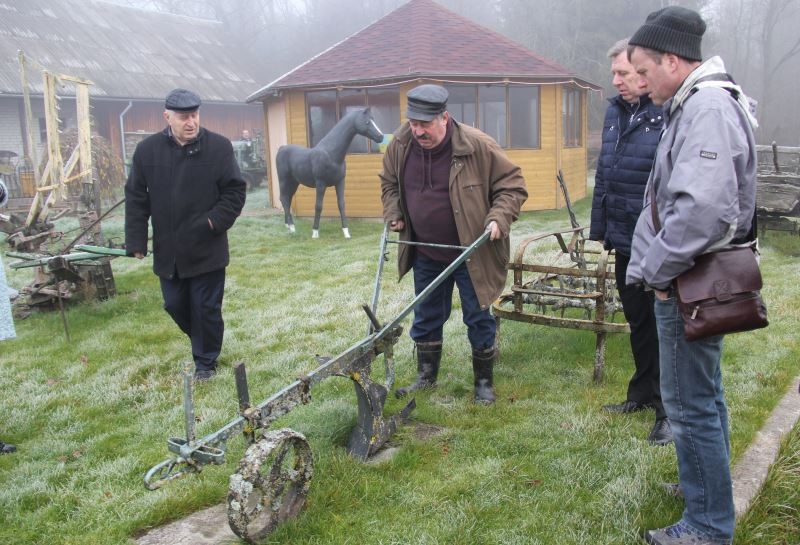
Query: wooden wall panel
292 155 384 218
284 83 590 219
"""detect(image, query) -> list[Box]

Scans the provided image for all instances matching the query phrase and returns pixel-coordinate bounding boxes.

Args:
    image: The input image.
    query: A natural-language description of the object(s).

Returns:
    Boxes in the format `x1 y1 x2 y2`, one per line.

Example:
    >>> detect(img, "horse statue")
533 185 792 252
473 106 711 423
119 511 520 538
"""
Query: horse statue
277 107 384 238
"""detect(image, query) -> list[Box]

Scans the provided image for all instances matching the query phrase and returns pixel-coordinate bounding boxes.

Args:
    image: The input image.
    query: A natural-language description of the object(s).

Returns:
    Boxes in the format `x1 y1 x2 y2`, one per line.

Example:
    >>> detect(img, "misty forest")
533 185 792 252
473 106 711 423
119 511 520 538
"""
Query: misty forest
107 0 800 146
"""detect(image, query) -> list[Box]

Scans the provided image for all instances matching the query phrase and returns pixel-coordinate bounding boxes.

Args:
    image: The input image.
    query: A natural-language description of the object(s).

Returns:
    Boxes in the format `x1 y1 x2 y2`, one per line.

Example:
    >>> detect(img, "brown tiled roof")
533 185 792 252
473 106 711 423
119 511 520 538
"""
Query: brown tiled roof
251 0 592 101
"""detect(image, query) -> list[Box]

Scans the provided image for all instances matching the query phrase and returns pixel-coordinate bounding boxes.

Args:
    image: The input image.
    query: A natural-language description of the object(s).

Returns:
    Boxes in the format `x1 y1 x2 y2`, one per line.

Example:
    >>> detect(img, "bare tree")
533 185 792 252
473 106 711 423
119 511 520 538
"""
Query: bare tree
711 0 800 143
109 0 798 142
496 0 707 127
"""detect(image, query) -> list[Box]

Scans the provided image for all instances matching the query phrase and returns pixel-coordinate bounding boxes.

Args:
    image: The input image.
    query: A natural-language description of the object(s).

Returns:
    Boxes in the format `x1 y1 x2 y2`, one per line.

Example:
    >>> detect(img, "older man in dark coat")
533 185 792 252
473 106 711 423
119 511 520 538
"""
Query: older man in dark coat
125 88 246 381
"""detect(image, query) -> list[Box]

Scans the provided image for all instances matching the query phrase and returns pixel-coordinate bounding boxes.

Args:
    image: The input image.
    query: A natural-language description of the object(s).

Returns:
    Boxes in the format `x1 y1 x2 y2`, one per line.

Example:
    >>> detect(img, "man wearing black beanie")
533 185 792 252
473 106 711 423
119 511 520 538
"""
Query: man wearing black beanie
626 6 758 545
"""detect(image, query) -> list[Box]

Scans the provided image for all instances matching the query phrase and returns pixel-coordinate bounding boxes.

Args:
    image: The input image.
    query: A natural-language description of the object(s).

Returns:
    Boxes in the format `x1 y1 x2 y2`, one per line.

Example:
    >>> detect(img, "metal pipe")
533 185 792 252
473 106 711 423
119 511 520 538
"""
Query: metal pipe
119 101 132 177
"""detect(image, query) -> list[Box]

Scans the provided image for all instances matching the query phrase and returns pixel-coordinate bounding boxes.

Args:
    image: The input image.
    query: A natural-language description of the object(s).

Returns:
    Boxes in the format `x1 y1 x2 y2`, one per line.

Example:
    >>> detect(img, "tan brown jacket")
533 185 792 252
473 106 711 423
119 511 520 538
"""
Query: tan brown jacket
380 120 528 309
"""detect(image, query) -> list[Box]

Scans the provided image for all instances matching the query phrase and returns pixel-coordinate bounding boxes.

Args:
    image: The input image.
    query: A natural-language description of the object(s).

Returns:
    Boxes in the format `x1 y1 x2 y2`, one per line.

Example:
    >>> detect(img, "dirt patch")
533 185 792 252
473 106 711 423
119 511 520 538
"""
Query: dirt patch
135 504 239 545
411 421 447 441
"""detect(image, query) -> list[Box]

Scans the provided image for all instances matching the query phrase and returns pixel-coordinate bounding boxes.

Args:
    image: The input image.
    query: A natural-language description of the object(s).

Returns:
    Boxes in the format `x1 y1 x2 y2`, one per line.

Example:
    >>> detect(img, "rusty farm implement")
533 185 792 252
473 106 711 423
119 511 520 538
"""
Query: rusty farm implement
142 228 490 543
492 172 628 381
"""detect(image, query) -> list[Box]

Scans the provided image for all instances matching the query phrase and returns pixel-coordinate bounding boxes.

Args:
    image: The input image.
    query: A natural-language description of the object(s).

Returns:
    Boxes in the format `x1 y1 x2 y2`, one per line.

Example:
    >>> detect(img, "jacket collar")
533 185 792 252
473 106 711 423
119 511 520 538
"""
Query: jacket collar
164 126 206 147
667 56 758 129
609 93 655 112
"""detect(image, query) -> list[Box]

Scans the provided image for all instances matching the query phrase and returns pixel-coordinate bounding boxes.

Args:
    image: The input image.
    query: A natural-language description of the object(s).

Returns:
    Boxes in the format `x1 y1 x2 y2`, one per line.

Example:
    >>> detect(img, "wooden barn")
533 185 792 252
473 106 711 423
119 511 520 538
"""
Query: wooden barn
248 0 600 221
0 0 264 199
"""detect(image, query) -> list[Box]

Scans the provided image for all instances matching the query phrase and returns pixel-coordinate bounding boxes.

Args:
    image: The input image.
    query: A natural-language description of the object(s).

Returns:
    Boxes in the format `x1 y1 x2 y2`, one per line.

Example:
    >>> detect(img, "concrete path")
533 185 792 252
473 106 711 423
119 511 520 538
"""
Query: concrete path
733 377 800 518
135 378 800 544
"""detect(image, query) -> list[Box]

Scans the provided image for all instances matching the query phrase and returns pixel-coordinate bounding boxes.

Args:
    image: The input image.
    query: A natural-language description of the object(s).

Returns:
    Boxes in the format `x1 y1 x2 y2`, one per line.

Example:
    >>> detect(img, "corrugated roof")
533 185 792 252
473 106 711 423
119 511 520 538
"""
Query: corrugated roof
0 0 259 103
251 0 594 101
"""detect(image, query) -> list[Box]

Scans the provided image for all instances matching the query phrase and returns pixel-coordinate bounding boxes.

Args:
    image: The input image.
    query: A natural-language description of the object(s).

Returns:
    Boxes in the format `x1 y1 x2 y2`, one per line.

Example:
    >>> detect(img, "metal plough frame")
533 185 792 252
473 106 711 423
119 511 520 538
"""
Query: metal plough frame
143 228 490 543
492 226 628 381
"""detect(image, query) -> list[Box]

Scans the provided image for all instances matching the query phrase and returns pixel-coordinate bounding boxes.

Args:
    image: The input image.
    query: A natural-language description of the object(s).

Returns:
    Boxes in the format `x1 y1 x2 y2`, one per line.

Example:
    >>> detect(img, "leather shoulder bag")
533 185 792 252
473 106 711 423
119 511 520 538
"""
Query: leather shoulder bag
649 186 768 342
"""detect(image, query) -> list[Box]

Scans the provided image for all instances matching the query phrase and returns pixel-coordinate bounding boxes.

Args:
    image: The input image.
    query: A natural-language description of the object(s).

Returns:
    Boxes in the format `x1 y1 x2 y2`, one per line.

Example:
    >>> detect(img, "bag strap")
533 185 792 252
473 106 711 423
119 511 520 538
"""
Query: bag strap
649 182 662 232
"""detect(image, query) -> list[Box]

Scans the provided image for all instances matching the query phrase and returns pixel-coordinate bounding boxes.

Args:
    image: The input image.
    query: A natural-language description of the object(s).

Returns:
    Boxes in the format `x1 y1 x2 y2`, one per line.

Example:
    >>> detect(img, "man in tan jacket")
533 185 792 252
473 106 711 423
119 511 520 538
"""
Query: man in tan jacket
380 84 527 403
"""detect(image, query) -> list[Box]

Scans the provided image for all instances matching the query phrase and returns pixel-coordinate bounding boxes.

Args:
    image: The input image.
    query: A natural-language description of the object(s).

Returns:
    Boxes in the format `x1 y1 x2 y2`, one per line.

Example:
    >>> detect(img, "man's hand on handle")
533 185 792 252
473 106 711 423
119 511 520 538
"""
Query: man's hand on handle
486 220 502 241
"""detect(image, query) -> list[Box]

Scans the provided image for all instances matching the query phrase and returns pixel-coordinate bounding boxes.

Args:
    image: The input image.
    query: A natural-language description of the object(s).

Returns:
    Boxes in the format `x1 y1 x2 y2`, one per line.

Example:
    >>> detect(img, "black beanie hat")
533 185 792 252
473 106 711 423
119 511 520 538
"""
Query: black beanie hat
629 6 706 62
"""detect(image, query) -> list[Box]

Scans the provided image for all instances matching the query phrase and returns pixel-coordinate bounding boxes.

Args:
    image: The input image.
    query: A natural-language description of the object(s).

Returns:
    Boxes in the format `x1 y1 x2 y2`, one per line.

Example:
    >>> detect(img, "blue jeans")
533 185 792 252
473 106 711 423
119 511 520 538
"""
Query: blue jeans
654 296 734 543
410 255 495 350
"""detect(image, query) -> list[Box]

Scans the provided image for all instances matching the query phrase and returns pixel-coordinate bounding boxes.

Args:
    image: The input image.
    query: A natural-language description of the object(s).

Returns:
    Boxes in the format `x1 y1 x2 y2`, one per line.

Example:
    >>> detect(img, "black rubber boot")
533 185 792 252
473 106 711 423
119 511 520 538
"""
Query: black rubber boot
472 347 496 404
395 341 442 398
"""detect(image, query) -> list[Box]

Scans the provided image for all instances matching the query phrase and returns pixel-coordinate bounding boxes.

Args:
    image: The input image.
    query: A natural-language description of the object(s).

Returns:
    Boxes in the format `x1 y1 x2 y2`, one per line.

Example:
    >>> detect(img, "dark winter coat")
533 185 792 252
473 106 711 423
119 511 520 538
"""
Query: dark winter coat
589 94 662 256
125 127 246 279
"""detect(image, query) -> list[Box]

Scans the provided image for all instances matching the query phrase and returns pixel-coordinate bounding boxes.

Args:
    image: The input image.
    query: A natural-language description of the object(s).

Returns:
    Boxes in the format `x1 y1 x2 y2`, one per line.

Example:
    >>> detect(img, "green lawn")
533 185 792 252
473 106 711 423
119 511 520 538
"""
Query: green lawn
1 189 798 545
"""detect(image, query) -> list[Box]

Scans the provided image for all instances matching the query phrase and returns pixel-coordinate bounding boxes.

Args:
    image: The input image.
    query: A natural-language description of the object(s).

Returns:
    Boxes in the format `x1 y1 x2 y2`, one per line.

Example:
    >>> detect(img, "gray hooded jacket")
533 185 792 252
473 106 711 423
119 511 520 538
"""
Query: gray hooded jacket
626 56 758 290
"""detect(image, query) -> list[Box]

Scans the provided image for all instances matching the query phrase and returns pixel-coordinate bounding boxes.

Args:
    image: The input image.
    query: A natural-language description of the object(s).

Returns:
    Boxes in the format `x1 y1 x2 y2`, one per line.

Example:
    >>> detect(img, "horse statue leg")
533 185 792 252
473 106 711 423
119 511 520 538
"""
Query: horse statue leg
334 177 350 239
276 151 297 234
311 184 327 239
279 186 297 234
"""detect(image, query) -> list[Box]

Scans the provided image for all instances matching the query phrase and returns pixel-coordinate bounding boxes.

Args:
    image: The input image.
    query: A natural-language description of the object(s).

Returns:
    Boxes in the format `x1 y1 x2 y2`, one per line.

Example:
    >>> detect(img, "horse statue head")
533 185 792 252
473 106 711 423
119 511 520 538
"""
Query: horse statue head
353 107 385 146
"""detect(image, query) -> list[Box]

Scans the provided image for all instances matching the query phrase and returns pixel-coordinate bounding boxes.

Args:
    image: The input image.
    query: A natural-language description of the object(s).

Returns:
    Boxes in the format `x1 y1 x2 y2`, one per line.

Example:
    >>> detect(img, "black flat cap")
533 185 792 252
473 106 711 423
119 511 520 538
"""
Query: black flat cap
165 88 201 111
406 84 448 121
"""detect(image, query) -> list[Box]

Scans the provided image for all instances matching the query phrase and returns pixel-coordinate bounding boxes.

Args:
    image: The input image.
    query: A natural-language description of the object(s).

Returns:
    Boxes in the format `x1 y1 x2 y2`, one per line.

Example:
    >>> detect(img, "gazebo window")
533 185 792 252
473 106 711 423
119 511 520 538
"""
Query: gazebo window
509 86 540 149
306 87 400 153
479 85 507 147
307 90 337 148
562 86 583 148
339 89 369 153
444 84 540 149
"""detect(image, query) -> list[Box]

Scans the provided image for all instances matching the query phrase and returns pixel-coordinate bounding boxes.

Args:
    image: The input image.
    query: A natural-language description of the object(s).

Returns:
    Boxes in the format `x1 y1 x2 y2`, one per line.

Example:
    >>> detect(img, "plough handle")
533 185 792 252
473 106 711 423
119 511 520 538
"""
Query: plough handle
368 223 390 334
374 229 490 339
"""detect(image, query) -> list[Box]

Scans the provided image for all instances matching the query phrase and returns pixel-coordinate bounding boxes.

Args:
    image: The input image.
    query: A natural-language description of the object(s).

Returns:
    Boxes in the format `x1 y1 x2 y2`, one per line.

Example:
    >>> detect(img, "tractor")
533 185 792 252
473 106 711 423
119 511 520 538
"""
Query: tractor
232 130 268 191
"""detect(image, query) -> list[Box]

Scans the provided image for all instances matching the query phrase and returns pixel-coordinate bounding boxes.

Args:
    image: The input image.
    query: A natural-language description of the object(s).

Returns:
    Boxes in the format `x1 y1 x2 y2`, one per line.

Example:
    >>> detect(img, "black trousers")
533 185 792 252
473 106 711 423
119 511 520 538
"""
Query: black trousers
160 268 226 371
615 253 665 419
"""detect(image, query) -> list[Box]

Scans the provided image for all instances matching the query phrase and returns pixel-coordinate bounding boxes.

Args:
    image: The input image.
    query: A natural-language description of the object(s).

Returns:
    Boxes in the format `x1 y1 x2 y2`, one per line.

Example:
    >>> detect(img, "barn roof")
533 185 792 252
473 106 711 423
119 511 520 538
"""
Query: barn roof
250 0 596 102
0 0 259 103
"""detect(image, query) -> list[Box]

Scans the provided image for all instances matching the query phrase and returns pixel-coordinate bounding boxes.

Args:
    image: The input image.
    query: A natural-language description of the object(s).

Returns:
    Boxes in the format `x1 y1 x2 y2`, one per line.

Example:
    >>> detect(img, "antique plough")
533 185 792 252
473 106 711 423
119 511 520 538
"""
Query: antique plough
492 226 628 382
492 172 628 381
143 228 490 544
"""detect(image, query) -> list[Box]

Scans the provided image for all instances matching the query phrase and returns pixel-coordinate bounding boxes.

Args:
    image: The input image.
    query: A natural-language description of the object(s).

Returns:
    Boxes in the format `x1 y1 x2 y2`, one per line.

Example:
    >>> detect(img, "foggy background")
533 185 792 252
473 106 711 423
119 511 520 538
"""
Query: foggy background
107 0 800 145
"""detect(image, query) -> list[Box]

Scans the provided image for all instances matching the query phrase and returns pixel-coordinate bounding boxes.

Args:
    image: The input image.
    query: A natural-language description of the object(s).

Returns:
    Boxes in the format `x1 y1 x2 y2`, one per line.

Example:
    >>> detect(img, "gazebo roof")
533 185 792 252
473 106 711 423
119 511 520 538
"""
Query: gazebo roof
249 0 596 101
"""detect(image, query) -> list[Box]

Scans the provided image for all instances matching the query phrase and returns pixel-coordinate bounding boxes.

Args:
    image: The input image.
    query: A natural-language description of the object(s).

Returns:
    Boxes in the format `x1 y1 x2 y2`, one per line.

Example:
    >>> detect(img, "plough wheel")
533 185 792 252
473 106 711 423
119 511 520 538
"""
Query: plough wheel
227 428 314 543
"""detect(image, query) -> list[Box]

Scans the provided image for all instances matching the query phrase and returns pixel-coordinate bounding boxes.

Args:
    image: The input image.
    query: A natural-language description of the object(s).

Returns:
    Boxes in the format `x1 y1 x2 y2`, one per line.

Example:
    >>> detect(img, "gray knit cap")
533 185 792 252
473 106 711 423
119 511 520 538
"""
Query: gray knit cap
629 6 706 62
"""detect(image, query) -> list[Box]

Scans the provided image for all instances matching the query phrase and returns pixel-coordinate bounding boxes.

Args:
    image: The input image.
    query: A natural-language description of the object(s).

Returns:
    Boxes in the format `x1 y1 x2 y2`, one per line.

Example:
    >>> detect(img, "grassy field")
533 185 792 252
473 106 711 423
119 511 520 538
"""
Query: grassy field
1 189 798 545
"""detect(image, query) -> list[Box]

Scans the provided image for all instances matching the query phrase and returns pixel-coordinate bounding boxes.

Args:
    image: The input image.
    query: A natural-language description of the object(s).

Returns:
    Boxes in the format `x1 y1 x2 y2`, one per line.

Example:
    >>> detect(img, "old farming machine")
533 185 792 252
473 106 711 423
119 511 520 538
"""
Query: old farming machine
3 54 127 320
492 172 628 381
142 227 490 544
755 142 800 236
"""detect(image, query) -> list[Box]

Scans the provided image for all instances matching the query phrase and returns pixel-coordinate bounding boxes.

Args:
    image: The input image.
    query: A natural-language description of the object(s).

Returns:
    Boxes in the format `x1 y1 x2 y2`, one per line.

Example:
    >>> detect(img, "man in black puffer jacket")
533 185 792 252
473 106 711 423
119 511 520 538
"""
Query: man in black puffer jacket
125 89 246 382
589 40 671 446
